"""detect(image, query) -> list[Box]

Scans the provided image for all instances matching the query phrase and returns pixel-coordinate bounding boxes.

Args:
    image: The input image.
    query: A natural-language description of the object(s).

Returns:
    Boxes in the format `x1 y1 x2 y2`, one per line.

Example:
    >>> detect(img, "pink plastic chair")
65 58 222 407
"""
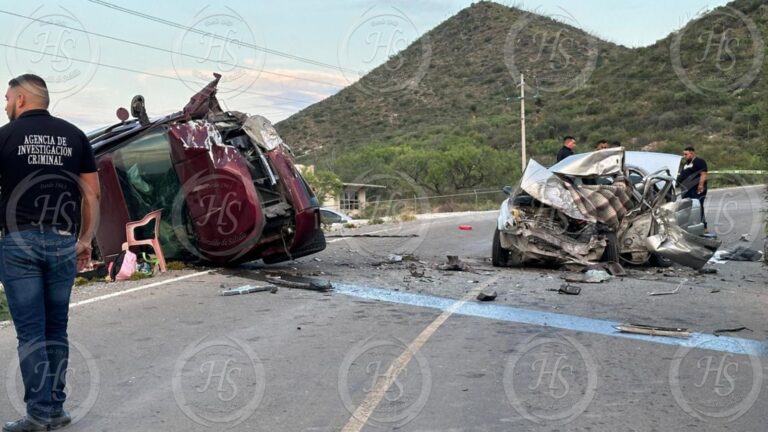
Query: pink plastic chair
121 209 167 273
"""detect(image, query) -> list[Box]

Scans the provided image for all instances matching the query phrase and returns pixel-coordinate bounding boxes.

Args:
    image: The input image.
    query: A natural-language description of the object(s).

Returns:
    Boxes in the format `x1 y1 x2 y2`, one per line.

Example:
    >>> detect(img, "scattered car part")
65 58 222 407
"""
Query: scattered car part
614 323 690 338
558 284 581 295
220 285 278 296
476 291 497 301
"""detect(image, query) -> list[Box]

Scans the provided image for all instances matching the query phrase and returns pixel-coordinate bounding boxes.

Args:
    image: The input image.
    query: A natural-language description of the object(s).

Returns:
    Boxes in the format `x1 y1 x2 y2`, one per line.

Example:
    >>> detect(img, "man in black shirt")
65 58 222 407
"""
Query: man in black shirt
556 136 576 162
676 146 708 229
0 74 100 431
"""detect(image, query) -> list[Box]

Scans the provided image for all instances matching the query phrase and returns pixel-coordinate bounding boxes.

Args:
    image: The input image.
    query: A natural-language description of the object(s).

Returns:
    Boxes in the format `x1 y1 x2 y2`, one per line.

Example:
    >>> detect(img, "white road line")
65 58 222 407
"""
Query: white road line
69 270 213 309
340 275 499 432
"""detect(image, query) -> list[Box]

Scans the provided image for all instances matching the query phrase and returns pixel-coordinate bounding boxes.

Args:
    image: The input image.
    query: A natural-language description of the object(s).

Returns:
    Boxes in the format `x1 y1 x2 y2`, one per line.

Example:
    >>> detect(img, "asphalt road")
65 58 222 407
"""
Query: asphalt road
0 185 766 431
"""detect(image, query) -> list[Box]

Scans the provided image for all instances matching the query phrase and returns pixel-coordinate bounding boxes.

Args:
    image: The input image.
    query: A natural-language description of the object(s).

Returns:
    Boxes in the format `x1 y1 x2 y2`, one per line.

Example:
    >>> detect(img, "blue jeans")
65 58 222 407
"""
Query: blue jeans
0 228 76 421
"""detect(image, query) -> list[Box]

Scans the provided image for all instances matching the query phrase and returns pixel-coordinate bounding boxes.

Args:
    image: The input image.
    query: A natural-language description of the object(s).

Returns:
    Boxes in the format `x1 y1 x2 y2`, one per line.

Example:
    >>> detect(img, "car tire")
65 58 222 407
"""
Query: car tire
262 229 327 264
601 232 619 262
649 253 673 268
492 229 510 267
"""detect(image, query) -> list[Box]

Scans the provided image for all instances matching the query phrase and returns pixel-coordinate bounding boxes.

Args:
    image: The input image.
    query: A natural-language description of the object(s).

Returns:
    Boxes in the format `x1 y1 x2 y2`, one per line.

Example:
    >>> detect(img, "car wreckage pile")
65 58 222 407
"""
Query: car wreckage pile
493 148 721 270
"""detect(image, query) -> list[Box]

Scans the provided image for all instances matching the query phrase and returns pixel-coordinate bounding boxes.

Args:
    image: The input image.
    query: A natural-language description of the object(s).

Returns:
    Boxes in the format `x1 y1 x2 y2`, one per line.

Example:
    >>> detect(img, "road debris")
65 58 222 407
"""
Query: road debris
458 225 473 231
720 246 764 262
437 256 473 272
584 261 626 277
562 269 611 283
713 326 752 337
739 233 750 242
698 267 717 274
388 254 403 263
476 291 497 301
265 275 333 291
220 285 278 296
614 323 690 338
648 279 686 296
558 284 581 295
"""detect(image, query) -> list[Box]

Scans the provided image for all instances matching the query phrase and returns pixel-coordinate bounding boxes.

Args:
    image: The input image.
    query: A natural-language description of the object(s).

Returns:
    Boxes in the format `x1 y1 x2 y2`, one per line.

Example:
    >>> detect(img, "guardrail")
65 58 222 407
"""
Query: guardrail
709 170 767 175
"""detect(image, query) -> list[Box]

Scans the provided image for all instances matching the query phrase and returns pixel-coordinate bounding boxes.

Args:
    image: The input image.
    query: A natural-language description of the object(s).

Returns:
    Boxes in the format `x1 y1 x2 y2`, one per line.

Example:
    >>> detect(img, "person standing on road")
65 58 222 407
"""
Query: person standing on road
556 136 576 162
676 146 708 229
0 74 100 432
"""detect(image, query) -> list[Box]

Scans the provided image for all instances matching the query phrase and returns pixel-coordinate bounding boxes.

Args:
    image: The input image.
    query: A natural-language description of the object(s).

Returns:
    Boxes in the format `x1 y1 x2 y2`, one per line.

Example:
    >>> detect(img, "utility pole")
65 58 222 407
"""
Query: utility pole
519 73 527 171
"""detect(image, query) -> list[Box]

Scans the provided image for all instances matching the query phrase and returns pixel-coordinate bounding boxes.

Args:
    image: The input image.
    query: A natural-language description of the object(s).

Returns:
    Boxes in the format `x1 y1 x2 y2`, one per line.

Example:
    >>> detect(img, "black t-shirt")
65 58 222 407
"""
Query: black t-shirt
676 157 708 194
0 109 97 231
556 146 574 162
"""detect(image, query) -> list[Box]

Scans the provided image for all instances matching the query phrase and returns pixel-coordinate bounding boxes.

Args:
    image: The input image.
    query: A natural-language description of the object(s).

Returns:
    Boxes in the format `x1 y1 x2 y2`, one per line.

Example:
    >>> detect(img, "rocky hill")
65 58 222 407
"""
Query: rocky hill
277 0 767 190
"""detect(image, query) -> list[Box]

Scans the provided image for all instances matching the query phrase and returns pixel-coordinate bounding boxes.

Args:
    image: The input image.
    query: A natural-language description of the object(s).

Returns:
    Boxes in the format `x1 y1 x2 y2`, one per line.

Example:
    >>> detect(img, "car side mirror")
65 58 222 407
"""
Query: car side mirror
502 186 514 196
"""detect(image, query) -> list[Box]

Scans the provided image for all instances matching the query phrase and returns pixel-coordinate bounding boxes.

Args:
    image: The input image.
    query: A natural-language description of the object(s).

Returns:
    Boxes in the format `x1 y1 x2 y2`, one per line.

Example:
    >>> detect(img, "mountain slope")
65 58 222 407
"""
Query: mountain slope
277 0 767 187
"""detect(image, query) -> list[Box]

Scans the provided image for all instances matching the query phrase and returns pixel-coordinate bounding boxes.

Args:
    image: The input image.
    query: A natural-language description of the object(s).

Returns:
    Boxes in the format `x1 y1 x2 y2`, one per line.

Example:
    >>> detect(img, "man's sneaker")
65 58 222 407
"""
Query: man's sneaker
49 411 71 430
2 417 48 432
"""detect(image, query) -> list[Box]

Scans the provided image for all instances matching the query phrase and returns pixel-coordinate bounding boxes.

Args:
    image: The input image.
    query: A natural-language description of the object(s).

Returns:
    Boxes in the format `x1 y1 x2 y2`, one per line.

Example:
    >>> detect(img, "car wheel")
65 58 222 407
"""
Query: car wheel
492 228 510 267
649 253 673 268
601 232 619 262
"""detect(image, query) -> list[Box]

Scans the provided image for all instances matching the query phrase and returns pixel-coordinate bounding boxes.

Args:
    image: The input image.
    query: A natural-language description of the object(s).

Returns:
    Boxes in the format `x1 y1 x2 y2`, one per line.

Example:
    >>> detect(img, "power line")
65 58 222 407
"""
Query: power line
0 42 321 106
0 9 344 89
87 0 359 75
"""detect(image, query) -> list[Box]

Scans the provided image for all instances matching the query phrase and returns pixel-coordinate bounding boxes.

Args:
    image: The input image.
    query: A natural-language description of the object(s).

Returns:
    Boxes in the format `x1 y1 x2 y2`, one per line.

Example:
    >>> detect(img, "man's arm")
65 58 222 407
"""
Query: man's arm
697 170 708 194
77 172 101 270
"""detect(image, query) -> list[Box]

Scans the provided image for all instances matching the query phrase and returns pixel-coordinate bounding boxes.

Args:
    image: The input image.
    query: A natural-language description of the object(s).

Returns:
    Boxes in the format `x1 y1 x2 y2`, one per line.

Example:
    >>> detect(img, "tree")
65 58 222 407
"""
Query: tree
302 169 343 205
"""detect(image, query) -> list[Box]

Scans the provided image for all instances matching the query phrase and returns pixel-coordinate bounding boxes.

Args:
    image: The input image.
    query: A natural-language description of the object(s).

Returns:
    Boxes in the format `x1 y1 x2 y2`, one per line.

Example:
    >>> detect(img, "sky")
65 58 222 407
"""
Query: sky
0 0 732 131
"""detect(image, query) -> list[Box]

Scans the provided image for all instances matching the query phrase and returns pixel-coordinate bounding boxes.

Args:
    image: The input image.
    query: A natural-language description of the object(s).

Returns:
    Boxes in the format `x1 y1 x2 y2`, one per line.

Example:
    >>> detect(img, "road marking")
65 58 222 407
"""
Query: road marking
70 270 213 309
334 283 768 358
339 276 500 432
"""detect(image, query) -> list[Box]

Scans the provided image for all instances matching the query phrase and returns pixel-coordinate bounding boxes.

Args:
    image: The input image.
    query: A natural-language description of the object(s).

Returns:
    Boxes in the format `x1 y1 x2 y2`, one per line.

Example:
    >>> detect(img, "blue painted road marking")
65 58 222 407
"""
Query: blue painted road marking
334 283 768 358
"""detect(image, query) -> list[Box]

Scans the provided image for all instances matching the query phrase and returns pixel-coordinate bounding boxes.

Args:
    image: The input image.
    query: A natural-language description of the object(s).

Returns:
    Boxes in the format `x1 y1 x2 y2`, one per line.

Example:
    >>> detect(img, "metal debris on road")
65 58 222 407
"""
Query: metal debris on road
614 323 690 338
648 279 685 296
558 284 581 295
265 275 333 291
220 285 278 296
476 291 497 301
713 326 752 337
584 261 626 277
562 269 611 283
388 254 403 263
739 234 750 242
458 225 473 231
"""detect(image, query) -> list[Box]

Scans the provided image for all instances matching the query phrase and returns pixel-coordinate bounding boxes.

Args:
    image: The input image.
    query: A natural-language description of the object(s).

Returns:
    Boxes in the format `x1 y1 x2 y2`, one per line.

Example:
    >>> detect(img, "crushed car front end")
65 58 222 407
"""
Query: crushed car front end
493 148 719 269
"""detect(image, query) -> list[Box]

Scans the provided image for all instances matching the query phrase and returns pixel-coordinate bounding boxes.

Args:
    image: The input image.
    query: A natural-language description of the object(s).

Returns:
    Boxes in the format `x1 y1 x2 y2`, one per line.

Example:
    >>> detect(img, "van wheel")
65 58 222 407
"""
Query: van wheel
492 229 510 267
